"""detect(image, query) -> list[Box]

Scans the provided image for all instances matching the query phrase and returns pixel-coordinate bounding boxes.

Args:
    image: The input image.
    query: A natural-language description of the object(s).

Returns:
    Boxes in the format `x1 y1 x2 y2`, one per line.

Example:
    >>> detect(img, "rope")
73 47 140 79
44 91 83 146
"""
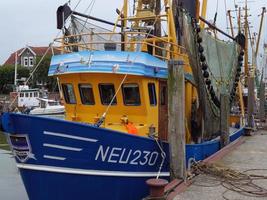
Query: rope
8 0 84 111
80 0 96 33
8 46 52 110
149 134 166 179
190 161 267 199
95 3 166 126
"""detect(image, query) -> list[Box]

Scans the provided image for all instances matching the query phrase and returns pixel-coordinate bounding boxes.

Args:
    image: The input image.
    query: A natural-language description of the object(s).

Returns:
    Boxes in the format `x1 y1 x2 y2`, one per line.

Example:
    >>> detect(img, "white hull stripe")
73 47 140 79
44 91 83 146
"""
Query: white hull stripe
43 155 66 161
43 131 98 143
43 143 82 151
16 164 170 177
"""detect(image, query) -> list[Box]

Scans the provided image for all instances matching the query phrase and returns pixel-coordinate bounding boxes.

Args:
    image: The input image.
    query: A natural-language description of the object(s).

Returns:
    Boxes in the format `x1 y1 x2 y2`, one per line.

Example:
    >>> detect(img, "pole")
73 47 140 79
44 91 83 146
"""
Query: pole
220 94 230 147
200 0 208 29
199 17 235 40
247 76 255 128
227 10 234 37
255 7 266 57
244 2 249 76
168 60 186 180
14 51 18 90
259 79 265 122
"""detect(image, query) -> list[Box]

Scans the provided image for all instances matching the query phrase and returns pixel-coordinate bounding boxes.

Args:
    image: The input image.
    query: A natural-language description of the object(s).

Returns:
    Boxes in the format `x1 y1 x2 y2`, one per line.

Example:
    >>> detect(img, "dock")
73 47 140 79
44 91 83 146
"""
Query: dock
0 150 28 200
168 128 267 200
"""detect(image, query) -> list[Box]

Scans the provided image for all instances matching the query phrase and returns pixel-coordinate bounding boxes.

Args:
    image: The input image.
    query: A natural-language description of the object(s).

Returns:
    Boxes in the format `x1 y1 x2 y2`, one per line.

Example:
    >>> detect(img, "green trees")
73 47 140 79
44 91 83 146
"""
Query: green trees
0 55 57 94
0 65 30 94
32 56 57 91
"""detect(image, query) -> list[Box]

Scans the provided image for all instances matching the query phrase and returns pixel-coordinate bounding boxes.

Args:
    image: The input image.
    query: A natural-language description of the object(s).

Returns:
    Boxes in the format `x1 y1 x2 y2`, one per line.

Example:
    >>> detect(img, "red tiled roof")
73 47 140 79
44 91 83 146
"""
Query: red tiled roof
3 46 61 65
4 48 24 65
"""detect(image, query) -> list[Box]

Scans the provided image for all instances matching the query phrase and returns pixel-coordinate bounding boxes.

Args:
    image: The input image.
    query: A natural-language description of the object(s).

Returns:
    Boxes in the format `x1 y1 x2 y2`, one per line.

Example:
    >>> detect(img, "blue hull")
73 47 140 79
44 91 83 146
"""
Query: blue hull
1 113 244 200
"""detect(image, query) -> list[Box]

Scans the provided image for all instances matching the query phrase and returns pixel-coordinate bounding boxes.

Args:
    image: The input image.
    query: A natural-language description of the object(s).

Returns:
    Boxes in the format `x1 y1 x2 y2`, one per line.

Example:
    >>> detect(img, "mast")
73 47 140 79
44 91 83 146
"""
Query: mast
255 7 266 57
244 1 249 77
200 0 208 29
14 51 18 90
227 10 234 37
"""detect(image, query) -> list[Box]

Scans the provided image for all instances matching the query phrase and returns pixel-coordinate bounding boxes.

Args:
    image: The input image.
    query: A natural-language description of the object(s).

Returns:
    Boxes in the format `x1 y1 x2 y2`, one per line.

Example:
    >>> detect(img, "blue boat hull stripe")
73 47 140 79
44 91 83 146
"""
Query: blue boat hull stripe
43 131 98 142
43 143 83 151
43 155 66 161
17 164 170 177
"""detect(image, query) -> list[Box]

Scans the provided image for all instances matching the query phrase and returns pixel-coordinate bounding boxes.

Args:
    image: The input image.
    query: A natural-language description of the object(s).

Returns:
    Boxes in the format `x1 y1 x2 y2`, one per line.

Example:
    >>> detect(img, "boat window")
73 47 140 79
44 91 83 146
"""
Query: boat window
79 84 95 105
62 84 76 104
25 93 29 98
48 102 59 106
122 83 141 106
40 101 46 108
30 93 32 97
20 93 24 97
148 83 157 106
161 86 167 105
34 92 38 97
99 84 117 105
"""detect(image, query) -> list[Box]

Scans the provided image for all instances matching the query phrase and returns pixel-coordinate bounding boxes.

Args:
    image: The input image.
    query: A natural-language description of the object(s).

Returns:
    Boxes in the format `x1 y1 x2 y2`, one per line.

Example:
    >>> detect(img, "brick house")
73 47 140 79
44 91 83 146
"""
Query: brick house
4 46 60 67
4 46 60 86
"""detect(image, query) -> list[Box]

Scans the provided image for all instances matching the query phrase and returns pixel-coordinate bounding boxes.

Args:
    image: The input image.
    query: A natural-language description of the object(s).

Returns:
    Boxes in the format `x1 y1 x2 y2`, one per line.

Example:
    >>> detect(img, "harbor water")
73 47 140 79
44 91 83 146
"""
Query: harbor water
0 131 28 200
0 115 64 200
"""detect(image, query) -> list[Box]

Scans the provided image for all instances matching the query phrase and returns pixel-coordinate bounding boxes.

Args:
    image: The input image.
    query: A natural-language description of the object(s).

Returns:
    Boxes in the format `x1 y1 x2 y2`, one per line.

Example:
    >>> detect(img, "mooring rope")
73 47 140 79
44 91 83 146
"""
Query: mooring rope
190 161 267 199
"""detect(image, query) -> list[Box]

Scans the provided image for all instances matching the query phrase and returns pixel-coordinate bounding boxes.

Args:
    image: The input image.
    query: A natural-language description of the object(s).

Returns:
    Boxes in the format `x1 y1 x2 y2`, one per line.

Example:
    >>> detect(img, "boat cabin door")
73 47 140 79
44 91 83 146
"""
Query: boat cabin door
158 80 168 141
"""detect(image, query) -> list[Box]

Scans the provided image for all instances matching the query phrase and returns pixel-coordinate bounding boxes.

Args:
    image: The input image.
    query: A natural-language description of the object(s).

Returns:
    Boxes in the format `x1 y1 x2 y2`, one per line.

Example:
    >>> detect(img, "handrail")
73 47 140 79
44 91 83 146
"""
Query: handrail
54 31 187 62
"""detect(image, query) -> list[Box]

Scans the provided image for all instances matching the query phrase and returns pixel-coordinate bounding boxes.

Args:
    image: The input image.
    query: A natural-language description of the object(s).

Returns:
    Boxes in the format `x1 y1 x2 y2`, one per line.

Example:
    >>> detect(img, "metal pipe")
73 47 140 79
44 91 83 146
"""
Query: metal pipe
72 11 123 28
199 16 235 40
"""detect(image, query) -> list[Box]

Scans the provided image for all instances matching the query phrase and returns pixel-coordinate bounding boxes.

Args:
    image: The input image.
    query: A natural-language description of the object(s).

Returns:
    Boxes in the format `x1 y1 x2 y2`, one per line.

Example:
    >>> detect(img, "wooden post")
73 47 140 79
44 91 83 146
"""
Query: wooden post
259 80 265 122
168 60 186 180
247 77 255 128
220 94 230 147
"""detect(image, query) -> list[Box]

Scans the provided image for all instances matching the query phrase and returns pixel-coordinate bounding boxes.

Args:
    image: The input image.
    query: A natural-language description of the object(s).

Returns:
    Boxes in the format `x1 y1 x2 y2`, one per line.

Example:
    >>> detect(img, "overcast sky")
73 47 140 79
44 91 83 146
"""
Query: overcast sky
0 0 266 64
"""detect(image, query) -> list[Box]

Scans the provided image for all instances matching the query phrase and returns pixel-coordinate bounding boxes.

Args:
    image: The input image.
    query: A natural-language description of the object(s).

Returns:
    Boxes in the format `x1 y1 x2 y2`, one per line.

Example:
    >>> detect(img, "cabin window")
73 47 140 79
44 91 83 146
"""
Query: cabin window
34 92 38 97
62 84 76 104
24 57 28 67
79 84 95 105
29 57 34 67
160 86 167 105
25 93 29 98
20 93 24 97
122 83 141 106
148 83 157 106
30 93 32 97
99 84 117 105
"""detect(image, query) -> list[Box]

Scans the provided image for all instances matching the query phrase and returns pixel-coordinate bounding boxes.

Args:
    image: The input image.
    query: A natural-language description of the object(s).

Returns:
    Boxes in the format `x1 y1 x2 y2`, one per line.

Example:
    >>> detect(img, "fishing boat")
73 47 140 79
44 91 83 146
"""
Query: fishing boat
1 1 245 200
29 98 65 115
11 85 41 109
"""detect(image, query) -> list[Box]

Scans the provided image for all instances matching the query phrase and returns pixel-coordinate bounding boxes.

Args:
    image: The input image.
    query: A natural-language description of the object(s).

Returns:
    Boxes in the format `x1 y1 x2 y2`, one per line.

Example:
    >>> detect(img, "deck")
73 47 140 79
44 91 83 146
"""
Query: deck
170 128 267 200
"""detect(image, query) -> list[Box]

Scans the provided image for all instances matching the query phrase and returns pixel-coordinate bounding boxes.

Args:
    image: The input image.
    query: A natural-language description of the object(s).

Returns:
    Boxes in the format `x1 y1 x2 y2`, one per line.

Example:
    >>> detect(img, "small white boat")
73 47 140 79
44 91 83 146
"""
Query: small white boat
29 98 65 115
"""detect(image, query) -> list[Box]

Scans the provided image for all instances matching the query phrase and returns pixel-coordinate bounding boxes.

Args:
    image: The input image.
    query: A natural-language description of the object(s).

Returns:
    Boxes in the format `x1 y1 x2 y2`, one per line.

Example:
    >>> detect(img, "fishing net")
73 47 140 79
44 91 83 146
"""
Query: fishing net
65 16 121 51
200 32 239 94
182 12 241 139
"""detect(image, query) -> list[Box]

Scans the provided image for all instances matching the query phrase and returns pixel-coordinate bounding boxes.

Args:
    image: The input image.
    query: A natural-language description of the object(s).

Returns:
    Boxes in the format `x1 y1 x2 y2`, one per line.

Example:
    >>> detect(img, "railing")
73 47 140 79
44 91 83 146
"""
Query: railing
53 31 188 62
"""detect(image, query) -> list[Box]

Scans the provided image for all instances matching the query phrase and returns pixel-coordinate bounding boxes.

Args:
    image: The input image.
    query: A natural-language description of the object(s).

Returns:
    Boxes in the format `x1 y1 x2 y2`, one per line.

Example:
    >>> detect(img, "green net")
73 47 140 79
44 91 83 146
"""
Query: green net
182 12 240 139
200 32 239 94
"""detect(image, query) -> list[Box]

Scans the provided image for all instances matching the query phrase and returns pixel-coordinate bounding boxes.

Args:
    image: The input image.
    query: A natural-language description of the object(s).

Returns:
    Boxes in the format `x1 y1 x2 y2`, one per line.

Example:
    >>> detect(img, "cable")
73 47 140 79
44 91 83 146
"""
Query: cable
95 2 167 126
8 0 83 110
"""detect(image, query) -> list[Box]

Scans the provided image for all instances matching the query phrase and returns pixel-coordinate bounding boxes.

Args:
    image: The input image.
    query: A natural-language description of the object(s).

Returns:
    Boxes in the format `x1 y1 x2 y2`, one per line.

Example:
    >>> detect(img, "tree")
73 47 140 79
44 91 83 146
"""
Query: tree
32 56 58 91
0 65 30 94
